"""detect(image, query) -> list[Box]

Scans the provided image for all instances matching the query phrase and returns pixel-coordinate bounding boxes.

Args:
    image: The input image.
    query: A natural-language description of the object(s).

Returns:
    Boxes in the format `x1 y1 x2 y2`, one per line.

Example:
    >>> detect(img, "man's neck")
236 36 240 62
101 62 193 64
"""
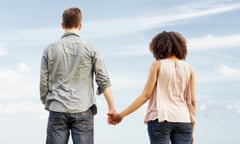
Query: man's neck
64 28 79 33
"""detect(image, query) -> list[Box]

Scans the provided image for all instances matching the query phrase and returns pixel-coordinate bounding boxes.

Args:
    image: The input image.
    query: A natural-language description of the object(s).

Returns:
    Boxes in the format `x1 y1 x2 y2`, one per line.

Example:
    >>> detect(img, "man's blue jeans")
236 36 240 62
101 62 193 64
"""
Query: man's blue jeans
147 120 192 144
46 108 94 144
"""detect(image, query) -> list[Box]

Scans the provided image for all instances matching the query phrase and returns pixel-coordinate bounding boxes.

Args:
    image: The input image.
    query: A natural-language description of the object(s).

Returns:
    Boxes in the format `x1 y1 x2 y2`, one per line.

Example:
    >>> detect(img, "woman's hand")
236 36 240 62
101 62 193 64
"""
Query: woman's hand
108 112 123 125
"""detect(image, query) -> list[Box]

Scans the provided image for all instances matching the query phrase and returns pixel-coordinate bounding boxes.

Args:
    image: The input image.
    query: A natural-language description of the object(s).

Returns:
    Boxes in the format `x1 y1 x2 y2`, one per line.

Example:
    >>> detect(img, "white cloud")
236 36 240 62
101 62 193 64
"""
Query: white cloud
197 95 240 118
1 2 239 49
188 34 240 50
0 27 61 48
108 44 149 56
0 63 43 118
199 102 208 111
218 65 240 80
17 62 31 73
82 2 240 38
83 2 240 56
0 45 9 56
107 33 240 56
0 101 47 119
144 2 240 28
225 103 240 114
111 75 145 91
0 63 38 100
197 96 214 113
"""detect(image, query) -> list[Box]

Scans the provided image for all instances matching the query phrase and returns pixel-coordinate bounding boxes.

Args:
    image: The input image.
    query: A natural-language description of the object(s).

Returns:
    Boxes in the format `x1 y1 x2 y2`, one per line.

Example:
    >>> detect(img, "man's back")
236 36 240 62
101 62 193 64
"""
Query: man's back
40 32 110 113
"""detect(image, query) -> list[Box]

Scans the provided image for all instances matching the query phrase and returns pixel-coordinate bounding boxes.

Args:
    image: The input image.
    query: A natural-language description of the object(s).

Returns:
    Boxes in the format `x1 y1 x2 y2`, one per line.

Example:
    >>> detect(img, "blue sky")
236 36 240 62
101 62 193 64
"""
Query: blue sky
0 0 240 143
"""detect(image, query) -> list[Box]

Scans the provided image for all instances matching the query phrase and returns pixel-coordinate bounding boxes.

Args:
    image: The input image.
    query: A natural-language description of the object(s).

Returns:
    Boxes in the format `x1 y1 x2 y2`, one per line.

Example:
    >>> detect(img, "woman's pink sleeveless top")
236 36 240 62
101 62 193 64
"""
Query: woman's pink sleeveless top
144 59 195 123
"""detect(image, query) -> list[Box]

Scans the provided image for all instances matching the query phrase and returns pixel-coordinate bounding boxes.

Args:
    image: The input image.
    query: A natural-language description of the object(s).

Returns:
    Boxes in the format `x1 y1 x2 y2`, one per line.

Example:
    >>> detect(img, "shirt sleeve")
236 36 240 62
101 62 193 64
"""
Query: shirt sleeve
92 49 111 95
40 49 49 104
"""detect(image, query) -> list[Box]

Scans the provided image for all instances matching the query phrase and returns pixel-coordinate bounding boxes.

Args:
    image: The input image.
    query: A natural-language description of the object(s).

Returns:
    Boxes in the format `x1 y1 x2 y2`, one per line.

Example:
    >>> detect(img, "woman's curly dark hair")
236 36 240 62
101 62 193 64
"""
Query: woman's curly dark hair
149 31 187 60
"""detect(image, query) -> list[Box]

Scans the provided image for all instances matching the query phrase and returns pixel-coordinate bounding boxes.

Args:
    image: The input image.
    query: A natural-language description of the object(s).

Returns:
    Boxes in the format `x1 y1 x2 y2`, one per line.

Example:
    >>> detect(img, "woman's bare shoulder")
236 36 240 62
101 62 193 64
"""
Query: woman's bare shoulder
150 60 160 72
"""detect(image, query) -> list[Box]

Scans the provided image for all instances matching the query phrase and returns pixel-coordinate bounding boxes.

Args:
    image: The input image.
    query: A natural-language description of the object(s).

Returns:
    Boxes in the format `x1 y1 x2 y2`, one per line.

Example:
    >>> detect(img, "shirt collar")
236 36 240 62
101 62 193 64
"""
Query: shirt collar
61 32 80 38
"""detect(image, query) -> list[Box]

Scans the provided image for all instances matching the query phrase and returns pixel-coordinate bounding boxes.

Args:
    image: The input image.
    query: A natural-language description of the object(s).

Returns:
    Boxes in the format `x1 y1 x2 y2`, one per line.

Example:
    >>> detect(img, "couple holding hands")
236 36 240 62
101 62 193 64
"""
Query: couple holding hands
40 7 196 144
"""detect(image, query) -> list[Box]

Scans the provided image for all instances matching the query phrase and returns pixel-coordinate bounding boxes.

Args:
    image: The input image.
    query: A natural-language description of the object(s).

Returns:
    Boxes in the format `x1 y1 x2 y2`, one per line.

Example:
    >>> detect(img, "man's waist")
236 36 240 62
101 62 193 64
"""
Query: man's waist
46 99 96 113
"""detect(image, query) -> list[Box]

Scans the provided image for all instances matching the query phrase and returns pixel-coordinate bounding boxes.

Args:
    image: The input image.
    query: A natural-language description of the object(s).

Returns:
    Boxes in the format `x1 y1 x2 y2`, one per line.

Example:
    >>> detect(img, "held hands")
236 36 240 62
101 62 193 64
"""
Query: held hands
107 112 123 125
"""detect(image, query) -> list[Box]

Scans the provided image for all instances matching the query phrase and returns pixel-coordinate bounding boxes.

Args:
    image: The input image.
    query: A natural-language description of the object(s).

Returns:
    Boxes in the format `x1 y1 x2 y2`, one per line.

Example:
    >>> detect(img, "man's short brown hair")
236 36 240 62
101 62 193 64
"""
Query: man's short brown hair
62 7 82 29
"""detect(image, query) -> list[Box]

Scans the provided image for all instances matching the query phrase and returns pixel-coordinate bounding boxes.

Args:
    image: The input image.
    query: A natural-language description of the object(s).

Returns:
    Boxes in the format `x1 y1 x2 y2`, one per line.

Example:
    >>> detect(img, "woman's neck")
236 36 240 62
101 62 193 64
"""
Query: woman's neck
168 55 178 60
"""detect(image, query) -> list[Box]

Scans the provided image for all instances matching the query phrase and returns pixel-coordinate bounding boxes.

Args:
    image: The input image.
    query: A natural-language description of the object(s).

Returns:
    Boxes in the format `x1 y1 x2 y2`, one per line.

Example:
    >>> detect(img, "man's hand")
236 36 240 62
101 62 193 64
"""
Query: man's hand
107 112 123 125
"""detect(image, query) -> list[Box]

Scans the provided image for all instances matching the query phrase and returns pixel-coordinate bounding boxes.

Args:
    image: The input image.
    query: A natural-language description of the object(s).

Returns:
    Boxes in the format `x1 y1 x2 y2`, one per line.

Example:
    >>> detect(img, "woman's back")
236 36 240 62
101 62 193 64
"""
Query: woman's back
145 59 192 123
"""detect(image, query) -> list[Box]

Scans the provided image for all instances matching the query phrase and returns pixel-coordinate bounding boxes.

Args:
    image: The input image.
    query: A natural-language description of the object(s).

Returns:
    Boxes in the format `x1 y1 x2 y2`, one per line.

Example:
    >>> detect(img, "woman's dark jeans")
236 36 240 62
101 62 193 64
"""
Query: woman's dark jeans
148 120 192 144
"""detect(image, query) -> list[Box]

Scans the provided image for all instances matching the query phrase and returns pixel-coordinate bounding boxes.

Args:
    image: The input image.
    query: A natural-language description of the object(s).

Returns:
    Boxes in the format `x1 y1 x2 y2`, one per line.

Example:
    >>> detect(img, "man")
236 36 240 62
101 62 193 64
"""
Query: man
40 7 116 144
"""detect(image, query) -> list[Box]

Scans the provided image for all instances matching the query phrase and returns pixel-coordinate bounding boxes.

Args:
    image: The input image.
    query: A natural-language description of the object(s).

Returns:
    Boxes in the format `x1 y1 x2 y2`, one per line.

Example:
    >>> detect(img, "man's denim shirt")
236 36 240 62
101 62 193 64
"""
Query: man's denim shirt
40 32 111 113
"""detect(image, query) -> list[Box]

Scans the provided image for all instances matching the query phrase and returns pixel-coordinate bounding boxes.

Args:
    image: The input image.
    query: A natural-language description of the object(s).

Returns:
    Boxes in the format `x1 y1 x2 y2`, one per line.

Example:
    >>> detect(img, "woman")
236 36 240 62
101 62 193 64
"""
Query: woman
108 31 196 144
